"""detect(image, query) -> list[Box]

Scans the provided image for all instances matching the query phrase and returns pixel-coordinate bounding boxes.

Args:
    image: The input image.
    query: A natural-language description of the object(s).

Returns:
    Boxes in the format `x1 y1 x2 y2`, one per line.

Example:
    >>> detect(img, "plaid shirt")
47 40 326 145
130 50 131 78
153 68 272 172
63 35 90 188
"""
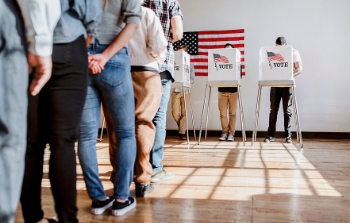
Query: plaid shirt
143 0 183 78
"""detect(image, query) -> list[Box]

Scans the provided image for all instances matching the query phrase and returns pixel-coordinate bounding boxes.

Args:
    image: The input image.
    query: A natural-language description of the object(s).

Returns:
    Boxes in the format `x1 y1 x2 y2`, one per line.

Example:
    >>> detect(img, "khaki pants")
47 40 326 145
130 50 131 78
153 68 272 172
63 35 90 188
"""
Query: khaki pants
105 71 162 184
218 92 238 135
171 91 189 134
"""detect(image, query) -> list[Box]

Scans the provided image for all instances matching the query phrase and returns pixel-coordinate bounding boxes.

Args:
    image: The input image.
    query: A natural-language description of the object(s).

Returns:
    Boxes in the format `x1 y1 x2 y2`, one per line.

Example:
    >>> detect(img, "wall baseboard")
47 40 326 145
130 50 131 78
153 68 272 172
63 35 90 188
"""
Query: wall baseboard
98 129 349 140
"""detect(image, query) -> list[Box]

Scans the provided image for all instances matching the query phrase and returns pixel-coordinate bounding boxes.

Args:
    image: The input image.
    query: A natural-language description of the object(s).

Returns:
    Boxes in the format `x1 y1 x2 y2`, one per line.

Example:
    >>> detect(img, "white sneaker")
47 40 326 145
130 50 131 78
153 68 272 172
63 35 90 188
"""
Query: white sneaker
150 169 175 183
219 133 228 141
227 134 234 141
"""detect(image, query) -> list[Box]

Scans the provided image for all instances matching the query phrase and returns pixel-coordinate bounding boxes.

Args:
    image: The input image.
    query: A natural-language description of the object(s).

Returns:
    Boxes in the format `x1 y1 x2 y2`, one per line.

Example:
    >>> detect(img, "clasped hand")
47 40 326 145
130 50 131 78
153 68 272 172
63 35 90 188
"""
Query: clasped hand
88 53 108 74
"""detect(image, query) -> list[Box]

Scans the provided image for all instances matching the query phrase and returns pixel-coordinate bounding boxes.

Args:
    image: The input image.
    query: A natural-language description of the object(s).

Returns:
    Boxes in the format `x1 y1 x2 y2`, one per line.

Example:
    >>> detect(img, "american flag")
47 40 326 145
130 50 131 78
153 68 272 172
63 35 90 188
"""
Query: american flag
267 51 284 62
213 53 229 63
173 29 245 76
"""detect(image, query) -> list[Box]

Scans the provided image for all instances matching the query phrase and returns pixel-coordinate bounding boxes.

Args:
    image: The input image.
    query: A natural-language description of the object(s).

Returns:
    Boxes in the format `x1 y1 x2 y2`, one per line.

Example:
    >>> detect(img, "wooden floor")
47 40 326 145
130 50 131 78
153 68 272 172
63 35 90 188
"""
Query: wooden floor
15 137 350 223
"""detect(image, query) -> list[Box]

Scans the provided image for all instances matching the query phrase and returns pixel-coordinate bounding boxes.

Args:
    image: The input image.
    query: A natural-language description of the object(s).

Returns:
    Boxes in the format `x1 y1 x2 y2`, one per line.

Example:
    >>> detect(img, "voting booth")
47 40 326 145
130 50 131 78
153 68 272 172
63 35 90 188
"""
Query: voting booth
198 48 246 145
172 51 196 144
208 48 242 81
174 51 191 84
259 46 293 81
251 45 303 148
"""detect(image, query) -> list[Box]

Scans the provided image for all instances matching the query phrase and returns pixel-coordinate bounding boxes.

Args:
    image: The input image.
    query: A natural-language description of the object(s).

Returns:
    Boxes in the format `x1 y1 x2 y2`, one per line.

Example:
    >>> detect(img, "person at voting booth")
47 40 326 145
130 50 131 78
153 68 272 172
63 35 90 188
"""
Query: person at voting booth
218 43 238 141
172 45 195 140
264 37 302 143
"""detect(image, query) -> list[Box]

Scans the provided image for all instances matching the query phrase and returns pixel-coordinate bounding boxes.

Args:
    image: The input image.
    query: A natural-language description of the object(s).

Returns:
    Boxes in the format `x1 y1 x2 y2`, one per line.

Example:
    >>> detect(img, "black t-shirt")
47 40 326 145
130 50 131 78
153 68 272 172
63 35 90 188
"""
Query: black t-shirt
218 87 237 93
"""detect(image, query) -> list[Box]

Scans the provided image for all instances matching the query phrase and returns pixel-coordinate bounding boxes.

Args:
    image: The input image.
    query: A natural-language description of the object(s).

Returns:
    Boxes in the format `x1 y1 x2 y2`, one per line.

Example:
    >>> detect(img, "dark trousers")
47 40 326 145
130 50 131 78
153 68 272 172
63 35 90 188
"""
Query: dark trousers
20 35 88 223
0 1 28 223
267 87 292 138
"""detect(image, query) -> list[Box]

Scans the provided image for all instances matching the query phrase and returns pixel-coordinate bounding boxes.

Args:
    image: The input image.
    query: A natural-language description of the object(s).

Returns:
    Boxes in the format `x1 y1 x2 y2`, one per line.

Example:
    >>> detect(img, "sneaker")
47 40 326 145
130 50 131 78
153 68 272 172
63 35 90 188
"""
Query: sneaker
150 169 175 183
45 218 57 223
285 137 292 143
219 133 228 141
227 134 234 141
264 136 275 142
112 197 136 216
179 134 187 140
135 183 154 197
91 196 114 215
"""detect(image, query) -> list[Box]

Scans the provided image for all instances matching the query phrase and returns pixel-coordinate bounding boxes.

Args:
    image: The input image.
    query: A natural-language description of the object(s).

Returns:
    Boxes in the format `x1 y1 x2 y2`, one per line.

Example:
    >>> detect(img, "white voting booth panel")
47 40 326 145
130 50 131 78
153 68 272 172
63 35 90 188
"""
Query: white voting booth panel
207 48 241 81
259 46 293 81
174 51 191 83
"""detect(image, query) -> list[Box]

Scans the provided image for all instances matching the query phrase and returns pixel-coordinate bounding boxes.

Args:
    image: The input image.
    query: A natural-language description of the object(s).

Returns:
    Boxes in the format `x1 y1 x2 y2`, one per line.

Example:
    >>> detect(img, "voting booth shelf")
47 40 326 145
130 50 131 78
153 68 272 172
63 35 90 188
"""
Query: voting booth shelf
208 48 242 81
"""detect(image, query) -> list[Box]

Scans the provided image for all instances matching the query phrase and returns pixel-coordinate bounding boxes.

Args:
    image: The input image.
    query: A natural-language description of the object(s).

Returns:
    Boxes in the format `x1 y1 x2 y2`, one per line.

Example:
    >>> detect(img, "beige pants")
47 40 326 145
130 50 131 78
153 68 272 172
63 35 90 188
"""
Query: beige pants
105 71 162 184
218 92 238 135
171 91 189 134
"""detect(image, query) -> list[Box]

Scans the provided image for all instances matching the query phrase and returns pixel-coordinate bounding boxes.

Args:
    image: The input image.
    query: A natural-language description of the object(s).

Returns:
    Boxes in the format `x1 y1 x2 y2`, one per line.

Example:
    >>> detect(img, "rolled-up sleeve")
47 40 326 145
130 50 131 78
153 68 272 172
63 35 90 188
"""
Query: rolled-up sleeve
122 0 142 25
169 0 183 19
73 0 102 37
17 0 61 56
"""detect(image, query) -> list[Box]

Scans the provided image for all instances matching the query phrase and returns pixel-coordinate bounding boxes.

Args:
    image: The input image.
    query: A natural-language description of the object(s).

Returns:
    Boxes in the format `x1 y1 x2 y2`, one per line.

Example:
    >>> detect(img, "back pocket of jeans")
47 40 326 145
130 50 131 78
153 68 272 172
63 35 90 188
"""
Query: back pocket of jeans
100 61 125 87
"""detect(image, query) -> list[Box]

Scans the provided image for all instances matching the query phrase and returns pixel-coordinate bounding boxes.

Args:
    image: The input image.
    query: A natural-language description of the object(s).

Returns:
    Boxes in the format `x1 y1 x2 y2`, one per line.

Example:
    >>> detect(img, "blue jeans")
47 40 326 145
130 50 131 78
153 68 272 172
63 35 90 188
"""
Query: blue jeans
150 71 172 173
78 45 136 200
0 1 27 222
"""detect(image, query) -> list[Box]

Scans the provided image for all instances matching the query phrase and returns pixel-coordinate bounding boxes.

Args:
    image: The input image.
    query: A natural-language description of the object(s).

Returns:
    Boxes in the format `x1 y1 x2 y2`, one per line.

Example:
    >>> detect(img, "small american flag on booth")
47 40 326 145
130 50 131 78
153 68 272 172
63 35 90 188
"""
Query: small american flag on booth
173 29 245 76
267 52 284 62
213 53 229 63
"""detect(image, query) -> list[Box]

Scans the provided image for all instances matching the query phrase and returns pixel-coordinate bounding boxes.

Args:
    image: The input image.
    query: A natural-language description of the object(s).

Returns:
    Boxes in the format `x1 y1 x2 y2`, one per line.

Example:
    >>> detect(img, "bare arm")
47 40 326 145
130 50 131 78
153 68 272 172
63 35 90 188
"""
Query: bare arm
171 16 183 42
293 61 302 77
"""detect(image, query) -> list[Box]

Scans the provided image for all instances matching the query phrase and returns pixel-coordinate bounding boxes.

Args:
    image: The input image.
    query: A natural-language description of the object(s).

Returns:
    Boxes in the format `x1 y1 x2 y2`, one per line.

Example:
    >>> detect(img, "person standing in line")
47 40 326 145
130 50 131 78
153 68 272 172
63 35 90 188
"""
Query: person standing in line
20 1 102 223
218 43 238 141
0 0 60 223
127 0 167 197
172 44 195 140
78 0 142 216
264 36 302 143
142 0 183 184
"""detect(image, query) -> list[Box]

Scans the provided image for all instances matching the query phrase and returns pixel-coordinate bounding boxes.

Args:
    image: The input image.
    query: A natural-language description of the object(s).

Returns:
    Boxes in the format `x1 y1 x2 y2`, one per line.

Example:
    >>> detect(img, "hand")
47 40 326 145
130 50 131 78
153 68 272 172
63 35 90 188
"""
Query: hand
28 53 53 96
88 53 108 74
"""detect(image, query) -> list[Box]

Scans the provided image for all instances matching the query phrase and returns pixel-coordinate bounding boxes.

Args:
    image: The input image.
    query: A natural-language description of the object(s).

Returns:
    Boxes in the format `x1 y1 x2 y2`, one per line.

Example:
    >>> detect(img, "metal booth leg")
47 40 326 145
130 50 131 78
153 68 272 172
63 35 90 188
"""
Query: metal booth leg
198 84 209 145
204 86 212 141
188 88 197 141
292 86 303 148
252 85 262 146
238 85 246 146
182 86 190 145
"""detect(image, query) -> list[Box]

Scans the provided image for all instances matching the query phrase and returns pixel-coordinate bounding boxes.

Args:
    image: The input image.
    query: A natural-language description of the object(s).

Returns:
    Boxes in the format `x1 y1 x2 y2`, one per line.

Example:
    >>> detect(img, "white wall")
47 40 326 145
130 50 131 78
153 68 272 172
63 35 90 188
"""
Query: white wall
166 0 350 132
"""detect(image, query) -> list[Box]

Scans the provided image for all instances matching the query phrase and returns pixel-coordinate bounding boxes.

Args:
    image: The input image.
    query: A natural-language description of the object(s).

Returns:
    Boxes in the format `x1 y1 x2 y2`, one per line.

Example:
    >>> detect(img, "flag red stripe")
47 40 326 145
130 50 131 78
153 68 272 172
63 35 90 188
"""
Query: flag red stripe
199 37 244 42
198 29 244 35
198 44 245 49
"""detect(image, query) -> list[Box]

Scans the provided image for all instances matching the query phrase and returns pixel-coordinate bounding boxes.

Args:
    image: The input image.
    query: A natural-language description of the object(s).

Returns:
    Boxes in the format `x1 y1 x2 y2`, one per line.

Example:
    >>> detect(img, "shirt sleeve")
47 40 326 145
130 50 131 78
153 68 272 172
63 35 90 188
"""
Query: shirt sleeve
293 49 302 63
71 0 103 37
17 0 61 56
122 0 142 25
169 0 183 19
147 9 167 60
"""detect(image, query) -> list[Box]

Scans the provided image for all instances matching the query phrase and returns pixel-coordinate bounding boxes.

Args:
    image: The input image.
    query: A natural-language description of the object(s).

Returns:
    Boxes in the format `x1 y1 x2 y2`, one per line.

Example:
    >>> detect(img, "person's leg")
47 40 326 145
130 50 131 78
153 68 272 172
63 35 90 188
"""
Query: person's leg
218 92 229 140
96 47 136 200
150 71 174 181
46 36 88 223
267 87 282 139
0 2 28 222
282 87 293 139
171 92 181 132
78 83 107 200
228 92 238 136
178 92 188 135
133 71 162 186
104 103 118 182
